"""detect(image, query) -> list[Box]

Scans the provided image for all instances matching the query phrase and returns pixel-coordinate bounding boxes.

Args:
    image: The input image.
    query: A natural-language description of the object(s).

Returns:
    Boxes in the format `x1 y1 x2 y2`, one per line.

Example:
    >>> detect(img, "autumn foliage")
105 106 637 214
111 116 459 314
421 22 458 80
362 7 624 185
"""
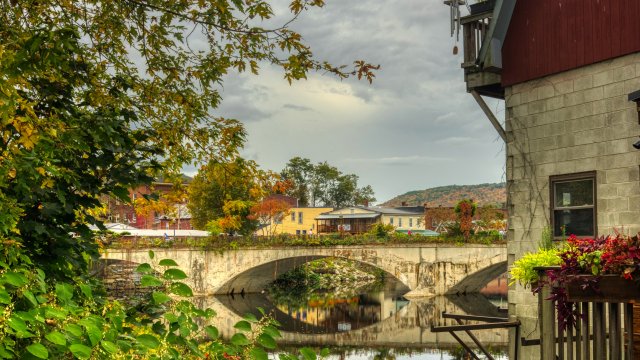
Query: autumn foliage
455 199 477 241
248 199 292 236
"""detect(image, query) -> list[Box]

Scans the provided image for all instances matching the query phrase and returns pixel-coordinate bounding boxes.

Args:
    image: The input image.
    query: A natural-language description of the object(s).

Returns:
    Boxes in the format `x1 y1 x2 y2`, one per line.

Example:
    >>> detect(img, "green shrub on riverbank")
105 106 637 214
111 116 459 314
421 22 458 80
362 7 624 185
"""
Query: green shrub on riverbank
267 258 386 309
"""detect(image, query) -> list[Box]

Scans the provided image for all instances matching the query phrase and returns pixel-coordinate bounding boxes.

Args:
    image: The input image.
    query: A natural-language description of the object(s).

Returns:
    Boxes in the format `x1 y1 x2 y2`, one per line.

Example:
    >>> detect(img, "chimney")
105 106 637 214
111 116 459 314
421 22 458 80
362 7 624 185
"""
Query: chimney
364 200 369 207
401 201 407 206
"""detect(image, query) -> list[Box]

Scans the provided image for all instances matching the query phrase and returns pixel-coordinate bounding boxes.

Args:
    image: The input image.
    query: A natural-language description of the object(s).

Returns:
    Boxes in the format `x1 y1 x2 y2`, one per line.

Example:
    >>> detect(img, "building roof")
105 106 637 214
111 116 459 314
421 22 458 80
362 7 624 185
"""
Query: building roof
361 206 423 215
316 213 381 220
117 229 209 237
89 222 139 231
315 206 423 220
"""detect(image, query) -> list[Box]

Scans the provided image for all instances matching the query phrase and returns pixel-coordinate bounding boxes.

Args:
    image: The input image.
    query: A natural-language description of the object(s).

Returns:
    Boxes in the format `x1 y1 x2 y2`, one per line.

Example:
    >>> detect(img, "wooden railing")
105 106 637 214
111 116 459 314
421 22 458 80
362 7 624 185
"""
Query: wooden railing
461 14 491 69
317 223 370 234
530 269 636 359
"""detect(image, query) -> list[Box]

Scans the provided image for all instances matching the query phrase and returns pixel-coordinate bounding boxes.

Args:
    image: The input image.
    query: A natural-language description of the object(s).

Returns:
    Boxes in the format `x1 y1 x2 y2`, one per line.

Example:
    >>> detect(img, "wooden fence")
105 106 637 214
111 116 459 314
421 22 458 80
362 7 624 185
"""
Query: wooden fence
531 269 637 360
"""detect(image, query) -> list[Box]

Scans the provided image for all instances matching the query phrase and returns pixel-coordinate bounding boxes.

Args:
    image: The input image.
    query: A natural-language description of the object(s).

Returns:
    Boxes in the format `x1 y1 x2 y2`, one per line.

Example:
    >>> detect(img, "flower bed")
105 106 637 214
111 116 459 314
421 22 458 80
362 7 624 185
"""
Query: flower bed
511 232 640 329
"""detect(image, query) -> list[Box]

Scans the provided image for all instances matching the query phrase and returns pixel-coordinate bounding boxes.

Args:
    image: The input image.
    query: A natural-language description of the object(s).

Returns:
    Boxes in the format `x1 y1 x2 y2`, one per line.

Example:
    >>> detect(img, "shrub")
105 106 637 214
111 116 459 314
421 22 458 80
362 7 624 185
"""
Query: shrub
509 248 562 288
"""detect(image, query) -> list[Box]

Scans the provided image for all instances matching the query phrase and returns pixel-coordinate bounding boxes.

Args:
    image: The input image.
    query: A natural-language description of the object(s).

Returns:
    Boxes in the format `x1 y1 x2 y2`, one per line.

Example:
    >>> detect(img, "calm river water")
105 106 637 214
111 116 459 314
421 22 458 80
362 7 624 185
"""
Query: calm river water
195 274 509 359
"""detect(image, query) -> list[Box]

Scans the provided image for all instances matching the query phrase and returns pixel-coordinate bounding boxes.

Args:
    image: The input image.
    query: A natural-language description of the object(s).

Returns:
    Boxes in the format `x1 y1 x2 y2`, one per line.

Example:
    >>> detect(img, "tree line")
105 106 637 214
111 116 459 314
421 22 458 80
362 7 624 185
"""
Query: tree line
184 156 376 235
280 157 376 208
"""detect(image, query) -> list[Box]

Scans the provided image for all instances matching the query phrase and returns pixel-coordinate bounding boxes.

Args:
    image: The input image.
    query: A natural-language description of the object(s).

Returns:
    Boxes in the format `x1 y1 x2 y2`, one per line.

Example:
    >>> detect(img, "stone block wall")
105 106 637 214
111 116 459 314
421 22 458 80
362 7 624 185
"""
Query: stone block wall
504 52 640 353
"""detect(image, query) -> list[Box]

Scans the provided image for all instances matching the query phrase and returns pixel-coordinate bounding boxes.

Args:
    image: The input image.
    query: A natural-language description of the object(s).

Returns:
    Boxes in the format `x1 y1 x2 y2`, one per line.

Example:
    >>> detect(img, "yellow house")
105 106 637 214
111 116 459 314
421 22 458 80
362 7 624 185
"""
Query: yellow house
316 206 426 234
259 207 333 236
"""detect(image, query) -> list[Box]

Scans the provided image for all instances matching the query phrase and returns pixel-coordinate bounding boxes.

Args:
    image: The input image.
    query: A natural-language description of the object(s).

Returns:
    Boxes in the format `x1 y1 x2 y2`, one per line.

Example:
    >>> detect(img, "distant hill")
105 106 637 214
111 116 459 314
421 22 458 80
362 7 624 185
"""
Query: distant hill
382 183 506 208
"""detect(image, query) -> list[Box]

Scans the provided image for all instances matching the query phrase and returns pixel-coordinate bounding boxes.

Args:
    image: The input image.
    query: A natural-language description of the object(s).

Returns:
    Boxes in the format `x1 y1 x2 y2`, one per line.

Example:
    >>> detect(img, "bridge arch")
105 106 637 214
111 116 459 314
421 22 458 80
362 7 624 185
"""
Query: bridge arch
446 260 508 295
101 244 507 297
217 255 410 295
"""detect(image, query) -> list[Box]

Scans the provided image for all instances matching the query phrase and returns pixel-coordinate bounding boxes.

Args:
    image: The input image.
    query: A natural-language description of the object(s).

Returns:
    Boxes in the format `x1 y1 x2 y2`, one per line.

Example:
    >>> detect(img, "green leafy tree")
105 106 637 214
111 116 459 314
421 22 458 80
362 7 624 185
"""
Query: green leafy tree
281 157 314 206
282 158 375 207
355 185 377 206
1 0 376 357
187 159 263 234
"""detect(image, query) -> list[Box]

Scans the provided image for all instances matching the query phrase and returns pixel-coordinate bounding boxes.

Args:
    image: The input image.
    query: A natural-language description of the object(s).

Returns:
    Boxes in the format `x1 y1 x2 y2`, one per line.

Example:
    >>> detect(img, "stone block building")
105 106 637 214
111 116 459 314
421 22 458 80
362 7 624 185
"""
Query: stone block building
453 0 640 357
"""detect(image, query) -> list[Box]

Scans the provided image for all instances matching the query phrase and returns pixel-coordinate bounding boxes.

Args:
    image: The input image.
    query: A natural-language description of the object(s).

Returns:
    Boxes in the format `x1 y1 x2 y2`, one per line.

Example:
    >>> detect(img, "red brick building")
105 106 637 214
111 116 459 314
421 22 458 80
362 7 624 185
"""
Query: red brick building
102 177 192 230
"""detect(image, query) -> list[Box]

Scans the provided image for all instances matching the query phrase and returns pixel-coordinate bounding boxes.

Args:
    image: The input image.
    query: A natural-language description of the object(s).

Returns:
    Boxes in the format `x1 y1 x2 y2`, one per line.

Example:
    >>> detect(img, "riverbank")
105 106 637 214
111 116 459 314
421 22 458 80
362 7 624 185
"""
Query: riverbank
267 258 386 308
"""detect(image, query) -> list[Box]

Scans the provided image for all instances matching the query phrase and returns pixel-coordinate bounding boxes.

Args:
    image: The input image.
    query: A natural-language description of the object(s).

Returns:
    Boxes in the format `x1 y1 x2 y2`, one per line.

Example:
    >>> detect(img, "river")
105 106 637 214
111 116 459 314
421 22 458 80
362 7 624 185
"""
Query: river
193 274 509 359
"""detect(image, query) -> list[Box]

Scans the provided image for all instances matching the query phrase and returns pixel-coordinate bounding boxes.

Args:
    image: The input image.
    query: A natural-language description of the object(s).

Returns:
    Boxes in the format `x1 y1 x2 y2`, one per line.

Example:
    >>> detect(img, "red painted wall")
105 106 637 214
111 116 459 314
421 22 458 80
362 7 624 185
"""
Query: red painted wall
502 0 640 86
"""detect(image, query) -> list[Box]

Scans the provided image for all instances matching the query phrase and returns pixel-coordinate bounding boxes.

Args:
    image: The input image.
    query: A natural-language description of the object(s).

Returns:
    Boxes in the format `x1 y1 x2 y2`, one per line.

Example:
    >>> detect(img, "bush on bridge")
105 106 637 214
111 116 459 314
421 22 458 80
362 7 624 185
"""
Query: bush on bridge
106 231 505 251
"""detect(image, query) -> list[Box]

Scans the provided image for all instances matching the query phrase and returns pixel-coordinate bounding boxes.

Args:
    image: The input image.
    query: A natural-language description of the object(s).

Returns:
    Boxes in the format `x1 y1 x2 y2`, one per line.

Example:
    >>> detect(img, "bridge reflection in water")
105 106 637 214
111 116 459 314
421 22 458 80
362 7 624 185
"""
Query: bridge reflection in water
192 278 509 352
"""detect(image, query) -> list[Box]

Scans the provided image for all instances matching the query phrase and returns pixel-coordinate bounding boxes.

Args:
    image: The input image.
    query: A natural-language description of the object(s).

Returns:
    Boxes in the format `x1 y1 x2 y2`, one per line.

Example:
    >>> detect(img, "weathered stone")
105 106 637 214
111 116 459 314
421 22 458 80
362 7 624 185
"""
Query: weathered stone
101 244 507 297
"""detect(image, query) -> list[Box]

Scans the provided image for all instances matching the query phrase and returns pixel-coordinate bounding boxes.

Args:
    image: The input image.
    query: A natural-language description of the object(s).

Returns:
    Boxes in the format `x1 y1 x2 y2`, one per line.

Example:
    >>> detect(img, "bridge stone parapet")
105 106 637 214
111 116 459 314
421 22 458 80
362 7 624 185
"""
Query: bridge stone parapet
101 244 506 297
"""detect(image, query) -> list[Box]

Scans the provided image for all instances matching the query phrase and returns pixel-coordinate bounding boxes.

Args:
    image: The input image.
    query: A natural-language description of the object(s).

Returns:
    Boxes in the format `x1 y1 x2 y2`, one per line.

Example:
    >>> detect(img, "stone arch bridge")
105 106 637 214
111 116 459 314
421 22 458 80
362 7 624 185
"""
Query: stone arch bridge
101 244 507 297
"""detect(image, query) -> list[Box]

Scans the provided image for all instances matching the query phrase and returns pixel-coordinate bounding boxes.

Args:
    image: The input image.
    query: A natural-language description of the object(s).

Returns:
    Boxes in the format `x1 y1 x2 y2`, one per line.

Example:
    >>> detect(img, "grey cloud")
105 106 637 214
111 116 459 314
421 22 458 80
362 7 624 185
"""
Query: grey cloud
343 155 451 166
283 104 314 112
191 1 506 203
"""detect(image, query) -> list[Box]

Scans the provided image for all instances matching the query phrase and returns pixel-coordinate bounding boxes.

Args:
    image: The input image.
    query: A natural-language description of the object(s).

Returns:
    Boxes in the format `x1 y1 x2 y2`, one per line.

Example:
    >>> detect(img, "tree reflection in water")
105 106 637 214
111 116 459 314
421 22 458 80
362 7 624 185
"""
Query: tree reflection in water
207 273 509 359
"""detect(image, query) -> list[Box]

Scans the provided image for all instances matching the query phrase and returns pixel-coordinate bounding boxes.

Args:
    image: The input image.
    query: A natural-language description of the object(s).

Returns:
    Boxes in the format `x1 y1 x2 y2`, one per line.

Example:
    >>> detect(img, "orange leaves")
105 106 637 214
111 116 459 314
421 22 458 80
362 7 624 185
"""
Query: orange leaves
248 198 292 236
248 199 291 220
354 60 381 85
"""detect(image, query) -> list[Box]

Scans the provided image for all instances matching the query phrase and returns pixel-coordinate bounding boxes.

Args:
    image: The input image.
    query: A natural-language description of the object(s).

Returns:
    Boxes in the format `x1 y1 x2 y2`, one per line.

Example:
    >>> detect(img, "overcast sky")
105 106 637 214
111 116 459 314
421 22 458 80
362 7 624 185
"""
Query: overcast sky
208 0 506 203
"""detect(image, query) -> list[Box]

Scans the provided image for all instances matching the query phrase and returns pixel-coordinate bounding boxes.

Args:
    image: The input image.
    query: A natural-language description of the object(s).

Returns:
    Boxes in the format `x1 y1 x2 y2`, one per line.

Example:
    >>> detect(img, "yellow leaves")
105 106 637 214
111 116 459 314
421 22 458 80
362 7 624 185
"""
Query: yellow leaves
86 203 108 218
7 116 39 151
8 168 16 179
41 178 54 189
36 167 46 176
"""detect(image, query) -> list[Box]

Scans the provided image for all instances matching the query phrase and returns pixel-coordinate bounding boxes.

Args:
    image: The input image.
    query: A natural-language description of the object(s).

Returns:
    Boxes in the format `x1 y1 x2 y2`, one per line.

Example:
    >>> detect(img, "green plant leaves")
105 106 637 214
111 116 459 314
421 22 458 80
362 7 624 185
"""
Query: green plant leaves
136 334 160 349
250 347 268 360
230 333 250 346
163 269 187 280
55 283 73 303
140 275 163 287
26 343 48 359
3 272 28 287
204 325 218 340
45 331 66 346
152 291 171 304
233 320 251 332
69 344 92 359
44 307 67 320
169 282 192 297
243 312 258 323
262 325 281 339
64 324 83 338
257 333 276 349
299 347 317 360
7 317 28 333
0 289 10 304
100 341 118 354
135 263 153 274
158 259 178 267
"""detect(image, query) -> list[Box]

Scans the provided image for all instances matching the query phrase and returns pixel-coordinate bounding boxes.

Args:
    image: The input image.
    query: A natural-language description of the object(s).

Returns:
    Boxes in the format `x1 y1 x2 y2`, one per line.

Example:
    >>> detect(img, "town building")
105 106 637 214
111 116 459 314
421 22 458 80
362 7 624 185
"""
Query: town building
263 206 334 236
101 176 192 230
315 206 430 235
453 0 640 356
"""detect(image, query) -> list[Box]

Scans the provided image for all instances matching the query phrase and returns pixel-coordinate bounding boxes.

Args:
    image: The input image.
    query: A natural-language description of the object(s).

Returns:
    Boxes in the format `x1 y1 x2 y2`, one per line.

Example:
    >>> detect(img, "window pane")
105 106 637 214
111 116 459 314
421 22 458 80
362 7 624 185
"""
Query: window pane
554 179 593 207
553 209 594 237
